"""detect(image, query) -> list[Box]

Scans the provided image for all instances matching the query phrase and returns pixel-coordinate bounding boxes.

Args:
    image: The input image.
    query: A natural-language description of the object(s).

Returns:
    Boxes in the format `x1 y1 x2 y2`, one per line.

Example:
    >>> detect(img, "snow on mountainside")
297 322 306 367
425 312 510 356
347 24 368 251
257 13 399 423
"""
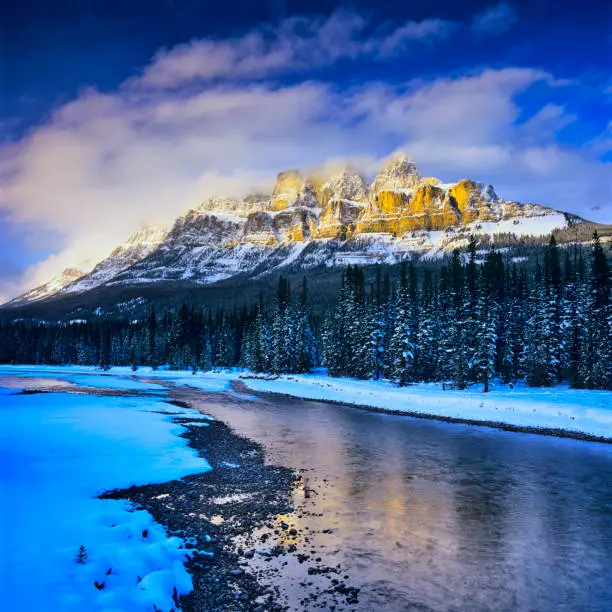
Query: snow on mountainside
66 224 168 293
7 153 587 306
10 267 91 305
7 224 168 306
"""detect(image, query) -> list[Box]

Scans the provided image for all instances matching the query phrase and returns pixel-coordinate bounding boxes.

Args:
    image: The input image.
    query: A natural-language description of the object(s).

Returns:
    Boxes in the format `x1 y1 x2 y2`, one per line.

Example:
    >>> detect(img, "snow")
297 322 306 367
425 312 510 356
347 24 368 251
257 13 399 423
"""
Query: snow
269 242 308 271
196 209 246 225
239 373 612 440
474 213 567 238
0 382 210 611
336 198 366 207
0 364 236 394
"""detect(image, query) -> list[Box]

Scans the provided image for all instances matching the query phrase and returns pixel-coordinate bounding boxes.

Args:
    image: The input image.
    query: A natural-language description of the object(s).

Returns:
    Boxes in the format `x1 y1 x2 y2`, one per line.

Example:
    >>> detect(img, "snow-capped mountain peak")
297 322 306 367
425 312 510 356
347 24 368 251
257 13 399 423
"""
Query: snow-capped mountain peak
123 223 168 247
5 153 595 308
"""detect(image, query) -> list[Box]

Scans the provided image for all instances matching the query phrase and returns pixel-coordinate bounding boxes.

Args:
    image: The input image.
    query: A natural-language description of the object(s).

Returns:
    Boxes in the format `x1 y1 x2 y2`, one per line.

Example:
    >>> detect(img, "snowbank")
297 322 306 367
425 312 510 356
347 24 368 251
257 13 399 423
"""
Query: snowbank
241 373 612 440
0 383 211 611
0 364 235 393
2 364 611 441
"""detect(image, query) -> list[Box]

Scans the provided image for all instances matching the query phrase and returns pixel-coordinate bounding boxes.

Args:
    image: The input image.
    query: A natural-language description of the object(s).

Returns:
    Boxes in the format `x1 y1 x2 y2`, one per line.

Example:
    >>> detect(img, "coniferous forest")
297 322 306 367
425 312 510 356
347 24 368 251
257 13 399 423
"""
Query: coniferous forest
1 234 610 391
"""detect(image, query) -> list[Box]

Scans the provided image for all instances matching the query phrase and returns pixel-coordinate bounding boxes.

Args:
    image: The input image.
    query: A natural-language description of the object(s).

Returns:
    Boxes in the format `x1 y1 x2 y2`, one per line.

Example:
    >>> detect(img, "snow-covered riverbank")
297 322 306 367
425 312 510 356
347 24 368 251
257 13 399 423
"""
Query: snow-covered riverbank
241 373 612 441
2 365 611 440
0 371 215 611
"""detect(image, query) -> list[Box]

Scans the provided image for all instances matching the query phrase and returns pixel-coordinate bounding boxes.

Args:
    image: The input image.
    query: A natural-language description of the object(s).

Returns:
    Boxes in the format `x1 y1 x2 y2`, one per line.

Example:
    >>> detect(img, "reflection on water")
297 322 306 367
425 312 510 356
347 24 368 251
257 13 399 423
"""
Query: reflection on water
184 389 612 611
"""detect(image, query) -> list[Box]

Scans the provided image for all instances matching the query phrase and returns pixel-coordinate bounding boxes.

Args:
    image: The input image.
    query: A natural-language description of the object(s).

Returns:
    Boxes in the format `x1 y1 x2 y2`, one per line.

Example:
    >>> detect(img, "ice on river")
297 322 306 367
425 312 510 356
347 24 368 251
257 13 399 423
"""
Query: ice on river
0 364 234 393
0 383 210 611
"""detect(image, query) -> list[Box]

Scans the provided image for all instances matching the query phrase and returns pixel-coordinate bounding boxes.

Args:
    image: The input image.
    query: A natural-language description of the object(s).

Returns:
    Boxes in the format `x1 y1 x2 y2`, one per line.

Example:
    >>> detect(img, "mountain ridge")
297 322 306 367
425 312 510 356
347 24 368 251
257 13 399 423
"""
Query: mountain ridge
4 153 602 309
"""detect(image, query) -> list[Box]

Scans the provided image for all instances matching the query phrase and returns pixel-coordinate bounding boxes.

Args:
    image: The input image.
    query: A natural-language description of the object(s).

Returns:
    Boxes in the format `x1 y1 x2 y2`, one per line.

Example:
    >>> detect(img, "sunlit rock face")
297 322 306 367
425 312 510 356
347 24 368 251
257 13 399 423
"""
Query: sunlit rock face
317 167 369 208
291 183 320 210
200 195 270 217
166 209 242 247
501 200 555 219
242 207 320 246
315 199 366 239
358 184 457 234
447 179 501 224
358 174 507 234
192 156 553 244
410 184 461 231
240 172 322 244
271 169 306 210
275 207 319 242
312 167 368 239
243 211 277 245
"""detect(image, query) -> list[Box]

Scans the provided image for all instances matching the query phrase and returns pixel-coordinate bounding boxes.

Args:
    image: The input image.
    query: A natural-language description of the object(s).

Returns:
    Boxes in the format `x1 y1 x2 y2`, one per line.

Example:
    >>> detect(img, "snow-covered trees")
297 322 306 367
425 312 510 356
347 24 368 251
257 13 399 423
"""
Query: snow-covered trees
242 276 317 374
318 237 610 391
583 233 611 390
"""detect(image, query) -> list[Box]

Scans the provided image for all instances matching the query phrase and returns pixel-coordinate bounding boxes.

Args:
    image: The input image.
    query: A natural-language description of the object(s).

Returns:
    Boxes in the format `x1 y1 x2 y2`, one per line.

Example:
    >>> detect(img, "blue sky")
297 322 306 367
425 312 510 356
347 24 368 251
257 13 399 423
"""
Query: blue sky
0 0 610 300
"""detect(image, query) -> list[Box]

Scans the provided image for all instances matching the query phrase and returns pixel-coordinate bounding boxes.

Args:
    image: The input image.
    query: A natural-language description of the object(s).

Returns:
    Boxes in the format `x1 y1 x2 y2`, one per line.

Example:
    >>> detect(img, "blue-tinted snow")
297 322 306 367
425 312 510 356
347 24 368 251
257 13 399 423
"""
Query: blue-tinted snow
0 388 210 611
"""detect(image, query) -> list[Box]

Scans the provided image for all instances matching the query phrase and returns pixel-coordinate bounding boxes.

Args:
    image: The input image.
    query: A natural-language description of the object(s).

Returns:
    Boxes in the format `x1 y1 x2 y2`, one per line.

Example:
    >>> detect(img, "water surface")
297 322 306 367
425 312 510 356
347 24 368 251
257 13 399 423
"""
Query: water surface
183 387 612 611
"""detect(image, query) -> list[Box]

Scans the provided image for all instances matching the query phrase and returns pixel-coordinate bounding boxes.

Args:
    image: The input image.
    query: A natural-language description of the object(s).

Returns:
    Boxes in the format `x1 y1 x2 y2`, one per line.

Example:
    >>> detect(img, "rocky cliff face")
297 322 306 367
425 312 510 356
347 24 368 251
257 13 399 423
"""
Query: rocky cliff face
199 154 551 245
317 167 369 207
197 153 548 246
7 153 574 305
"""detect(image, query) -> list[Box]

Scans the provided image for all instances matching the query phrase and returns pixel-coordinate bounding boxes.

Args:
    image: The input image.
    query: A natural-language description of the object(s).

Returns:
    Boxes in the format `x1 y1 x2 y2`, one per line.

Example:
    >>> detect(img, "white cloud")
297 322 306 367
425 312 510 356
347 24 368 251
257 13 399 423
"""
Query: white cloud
472 2 518 35
136 10 455 89
0 10 609 301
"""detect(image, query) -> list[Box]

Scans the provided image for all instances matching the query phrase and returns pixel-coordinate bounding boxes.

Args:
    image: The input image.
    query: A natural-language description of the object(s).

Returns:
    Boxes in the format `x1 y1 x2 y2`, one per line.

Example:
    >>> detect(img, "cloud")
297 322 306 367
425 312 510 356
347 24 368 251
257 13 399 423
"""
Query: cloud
0 10 609 301
136 11 455 88
375 18 457 57
472 2 518 35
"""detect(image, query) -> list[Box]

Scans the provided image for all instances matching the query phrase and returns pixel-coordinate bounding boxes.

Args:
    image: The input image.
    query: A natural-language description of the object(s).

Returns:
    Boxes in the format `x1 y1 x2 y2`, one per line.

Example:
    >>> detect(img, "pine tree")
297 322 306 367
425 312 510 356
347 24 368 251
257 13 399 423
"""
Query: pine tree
474 288 498 392
524 266 556 387
389 263 414 385
76 545 88 564
584 233 611 389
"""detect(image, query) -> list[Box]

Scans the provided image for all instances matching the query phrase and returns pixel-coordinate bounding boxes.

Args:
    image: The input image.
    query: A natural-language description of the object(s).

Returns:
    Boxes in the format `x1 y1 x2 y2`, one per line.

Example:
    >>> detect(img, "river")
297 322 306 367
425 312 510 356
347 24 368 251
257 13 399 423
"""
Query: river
182 385 612 611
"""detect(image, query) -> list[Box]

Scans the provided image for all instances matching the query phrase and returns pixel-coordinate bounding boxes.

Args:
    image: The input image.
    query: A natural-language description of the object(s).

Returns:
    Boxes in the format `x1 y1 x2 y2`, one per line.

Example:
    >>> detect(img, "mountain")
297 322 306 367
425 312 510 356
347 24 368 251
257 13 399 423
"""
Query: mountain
5 224 167 307
12 267 91 305
3 152 601 312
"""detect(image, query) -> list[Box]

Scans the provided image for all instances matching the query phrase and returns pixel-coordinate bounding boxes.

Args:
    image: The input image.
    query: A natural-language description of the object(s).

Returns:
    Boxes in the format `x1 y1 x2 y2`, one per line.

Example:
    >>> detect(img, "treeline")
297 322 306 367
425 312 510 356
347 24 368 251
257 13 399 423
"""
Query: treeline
321 234 610 390
0 283 317 375
0 233 610 391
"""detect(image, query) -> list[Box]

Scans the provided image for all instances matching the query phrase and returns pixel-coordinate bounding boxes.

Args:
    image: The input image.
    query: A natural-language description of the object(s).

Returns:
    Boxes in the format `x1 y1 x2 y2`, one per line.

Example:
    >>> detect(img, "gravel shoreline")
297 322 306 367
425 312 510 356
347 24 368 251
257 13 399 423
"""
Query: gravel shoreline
100 395 296 610
100 388 361 611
